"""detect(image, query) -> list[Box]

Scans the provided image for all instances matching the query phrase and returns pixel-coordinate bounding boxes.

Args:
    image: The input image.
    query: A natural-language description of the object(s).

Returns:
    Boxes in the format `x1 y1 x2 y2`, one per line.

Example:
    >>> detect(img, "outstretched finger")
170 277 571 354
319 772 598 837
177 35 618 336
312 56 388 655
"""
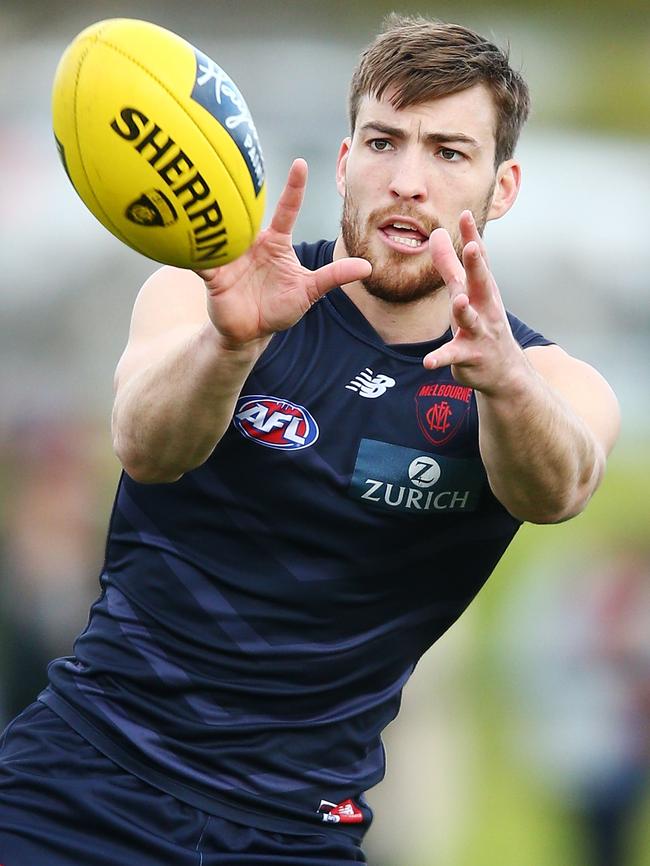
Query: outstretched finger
269 158 308 236
451 292 482 332
422 341 468 371
459 210 490 266
429 228 465 293
462 241 498 308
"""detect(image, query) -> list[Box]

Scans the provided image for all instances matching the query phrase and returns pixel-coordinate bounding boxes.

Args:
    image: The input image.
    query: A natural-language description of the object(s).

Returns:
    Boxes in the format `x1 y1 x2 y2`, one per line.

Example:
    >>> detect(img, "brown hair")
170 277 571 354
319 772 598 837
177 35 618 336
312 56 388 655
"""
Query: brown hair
349 13 530 166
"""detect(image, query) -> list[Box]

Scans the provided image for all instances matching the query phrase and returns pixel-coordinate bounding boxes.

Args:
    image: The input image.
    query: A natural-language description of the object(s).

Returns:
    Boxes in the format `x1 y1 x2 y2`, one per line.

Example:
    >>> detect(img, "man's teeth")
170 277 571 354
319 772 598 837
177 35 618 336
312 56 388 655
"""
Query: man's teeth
388 234 424 247
385 222 425 247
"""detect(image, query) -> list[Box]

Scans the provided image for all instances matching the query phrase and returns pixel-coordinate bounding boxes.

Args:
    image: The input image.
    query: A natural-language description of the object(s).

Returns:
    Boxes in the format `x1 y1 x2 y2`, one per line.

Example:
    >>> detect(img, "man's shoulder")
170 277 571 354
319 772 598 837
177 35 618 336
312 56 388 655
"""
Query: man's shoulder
293 239 336 270
505 310 554 350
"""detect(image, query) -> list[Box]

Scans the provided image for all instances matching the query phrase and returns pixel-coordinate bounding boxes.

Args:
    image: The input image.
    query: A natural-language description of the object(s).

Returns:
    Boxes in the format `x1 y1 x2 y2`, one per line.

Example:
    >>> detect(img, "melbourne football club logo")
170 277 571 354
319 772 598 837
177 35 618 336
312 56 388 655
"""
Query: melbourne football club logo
415 381 473 446
233 395 319 450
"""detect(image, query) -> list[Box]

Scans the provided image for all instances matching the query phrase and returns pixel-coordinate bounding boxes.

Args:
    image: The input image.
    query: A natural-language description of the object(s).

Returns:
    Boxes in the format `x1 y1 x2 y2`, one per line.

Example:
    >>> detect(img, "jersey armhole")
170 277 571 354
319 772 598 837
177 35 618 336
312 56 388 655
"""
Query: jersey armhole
250 330 291 373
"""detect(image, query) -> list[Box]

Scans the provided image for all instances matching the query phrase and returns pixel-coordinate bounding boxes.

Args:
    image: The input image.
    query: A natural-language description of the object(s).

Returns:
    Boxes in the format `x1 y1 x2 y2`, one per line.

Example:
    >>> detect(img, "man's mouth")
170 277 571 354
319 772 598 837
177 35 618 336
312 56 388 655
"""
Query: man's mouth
378 218 429 251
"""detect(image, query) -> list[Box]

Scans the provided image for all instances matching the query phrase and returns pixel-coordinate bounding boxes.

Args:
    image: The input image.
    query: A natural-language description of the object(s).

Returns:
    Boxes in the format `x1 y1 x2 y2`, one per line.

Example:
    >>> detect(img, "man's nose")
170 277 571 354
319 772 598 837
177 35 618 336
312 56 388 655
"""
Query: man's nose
388 152 429 201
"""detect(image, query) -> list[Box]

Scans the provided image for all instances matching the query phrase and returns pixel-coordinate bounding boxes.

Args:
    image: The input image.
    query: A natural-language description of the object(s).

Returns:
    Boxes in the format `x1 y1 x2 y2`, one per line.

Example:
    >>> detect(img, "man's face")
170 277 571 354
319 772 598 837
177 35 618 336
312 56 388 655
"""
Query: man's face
337 84 503 304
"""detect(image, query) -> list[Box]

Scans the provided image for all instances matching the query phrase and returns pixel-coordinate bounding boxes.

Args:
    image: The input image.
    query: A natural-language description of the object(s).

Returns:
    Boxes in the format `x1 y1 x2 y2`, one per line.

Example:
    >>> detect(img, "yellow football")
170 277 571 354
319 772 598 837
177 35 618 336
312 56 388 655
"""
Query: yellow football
52 18 266 269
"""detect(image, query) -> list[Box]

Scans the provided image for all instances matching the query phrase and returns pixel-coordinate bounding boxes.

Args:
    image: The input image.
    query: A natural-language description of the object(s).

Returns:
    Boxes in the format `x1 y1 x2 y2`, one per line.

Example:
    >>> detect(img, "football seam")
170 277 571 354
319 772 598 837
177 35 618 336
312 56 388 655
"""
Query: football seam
72 31 134 250
96 36 255 235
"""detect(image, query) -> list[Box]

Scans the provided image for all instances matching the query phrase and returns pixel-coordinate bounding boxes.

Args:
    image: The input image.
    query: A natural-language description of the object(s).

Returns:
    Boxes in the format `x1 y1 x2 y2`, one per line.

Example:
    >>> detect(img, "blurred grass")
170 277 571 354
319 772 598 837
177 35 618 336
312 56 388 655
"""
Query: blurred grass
456 445 650 866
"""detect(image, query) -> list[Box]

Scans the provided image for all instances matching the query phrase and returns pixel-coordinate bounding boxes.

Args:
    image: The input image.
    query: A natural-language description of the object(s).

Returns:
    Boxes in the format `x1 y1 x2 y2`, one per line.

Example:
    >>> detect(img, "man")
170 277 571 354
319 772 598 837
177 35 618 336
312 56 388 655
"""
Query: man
0 13 619 866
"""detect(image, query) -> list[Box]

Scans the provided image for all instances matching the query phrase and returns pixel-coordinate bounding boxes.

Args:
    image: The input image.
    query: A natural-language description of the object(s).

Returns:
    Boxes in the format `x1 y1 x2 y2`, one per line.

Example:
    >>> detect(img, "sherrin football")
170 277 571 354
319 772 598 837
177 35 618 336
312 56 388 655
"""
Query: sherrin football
52 18 266 269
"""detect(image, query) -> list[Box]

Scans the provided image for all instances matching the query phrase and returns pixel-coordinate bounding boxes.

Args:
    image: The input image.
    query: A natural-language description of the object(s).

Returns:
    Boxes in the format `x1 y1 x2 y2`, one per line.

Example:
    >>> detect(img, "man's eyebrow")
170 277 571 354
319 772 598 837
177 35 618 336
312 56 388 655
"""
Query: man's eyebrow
422 131 479 148
359 121 479 148
359 121 408 139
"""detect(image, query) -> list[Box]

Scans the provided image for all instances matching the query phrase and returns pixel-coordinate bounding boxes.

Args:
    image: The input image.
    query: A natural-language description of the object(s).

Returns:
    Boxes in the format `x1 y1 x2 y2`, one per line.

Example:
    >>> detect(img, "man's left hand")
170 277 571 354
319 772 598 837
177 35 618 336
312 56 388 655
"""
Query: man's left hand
423 210 526 396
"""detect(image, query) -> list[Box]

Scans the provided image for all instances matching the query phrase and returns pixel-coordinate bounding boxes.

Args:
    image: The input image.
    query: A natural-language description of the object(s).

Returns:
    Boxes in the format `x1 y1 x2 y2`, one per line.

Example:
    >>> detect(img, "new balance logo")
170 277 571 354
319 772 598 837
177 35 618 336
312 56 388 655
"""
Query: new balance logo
317 798 364 824
345 368 396 399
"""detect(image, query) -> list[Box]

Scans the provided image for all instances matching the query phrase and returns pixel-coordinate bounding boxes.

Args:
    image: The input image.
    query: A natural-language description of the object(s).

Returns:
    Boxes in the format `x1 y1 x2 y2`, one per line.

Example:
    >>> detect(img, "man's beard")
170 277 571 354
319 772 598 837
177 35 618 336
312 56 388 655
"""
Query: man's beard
340 193 492 305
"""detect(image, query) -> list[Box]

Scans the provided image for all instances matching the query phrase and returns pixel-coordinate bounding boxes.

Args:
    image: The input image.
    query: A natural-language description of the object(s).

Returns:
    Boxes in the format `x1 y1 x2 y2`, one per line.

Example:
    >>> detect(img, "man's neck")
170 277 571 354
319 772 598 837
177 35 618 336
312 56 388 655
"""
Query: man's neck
332 235 451 345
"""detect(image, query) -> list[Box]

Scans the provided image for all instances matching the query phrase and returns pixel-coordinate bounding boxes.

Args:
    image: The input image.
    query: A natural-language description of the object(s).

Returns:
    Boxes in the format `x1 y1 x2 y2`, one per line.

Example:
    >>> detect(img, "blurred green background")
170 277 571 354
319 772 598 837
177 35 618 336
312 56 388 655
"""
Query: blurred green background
1 1 648 864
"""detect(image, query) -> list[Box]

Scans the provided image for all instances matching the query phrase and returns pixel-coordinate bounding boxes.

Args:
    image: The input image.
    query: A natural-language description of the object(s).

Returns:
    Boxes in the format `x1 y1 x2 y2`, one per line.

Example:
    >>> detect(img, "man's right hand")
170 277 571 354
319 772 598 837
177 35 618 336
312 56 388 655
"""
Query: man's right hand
196 158 372 348
111 159 371 483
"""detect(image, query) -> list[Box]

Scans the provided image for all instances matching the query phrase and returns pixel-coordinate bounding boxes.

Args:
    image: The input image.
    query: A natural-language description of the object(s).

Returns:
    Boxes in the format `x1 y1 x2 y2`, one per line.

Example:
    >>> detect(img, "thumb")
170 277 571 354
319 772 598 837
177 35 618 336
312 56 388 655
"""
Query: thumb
311 257 372 298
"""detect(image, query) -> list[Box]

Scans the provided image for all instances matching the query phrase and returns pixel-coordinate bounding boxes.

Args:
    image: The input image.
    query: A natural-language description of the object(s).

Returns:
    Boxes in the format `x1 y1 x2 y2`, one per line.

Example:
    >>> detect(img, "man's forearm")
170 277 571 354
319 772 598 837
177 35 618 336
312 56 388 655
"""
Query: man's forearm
112 324 269 483
477 361 605 524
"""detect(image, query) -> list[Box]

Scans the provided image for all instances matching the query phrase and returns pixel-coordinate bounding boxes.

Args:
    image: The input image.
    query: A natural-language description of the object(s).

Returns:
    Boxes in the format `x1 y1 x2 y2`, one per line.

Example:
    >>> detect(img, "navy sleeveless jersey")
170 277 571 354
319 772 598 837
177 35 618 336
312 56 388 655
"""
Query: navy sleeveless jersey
42 240 552 837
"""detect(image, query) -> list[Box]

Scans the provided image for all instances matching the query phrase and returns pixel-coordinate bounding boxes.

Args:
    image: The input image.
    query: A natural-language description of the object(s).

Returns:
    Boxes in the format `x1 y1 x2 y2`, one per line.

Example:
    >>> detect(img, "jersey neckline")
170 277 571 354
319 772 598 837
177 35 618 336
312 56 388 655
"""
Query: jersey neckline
317 240 453 361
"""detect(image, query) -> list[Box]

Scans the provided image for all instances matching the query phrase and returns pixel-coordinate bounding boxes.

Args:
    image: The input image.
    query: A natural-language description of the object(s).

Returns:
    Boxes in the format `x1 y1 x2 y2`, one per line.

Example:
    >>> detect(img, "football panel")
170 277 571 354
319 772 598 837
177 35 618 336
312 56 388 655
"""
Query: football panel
52 18 263 268
70 44 254 266
92 19 266 234
52 30 133 249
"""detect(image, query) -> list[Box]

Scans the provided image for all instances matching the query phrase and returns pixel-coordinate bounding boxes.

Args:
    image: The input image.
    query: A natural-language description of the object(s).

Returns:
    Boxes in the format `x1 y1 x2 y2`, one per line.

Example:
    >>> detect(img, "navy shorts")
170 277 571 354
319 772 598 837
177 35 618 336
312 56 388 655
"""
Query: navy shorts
0 703 366 865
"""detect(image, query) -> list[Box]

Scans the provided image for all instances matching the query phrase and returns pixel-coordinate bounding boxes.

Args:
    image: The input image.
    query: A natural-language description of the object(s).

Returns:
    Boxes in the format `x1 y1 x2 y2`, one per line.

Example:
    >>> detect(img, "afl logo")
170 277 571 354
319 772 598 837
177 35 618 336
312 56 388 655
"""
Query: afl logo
233 395 319 450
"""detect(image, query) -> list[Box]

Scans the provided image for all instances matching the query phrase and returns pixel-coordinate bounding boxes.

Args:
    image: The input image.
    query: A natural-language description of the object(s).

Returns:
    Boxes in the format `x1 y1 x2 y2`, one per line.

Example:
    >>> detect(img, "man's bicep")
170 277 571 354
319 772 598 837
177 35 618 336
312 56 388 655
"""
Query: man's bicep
114 266 210 393
524 344 620 455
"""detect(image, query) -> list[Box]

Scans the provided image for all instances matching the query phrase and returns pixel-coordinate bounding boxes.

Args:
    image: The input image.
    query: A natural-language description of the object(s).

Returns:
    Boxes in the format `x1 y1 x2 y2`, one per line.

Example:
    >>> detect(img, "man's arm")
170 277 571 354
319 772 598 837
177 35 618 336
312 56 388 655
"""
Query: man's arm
111 268 267 484
423 211 620 524
112 159 371 484
474 345 618 523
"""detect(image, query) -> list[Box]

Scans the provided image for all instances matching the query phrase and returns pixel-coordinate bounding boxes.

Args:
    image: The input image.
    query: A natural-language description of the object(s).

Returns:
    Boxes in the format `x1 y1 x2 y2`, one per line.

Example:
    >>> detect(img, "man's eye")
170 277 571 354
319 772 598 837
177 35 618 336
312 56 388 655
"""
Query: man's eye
369 139 393 152
439 148 462 161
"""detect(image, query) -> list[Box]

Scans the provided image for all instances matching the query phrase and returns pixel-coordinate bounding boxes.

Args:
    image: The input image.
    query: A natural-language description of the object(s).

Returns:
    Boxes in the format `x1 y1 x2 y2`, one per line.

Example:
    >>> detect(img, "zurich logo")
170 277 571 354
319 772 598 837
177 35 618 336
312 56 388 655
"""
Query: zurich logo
233 395 319 450
407 456 441 488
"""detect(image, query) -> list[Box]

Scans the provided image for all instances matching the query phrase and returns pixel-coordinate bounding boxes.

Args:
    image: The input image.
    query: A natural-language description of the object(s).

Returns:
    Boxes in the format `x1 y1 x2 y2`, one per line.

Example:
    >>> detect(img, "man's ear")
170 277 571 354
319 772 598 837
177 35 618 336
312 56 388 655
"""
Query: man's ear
487 159 521 221
336 137 352 198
